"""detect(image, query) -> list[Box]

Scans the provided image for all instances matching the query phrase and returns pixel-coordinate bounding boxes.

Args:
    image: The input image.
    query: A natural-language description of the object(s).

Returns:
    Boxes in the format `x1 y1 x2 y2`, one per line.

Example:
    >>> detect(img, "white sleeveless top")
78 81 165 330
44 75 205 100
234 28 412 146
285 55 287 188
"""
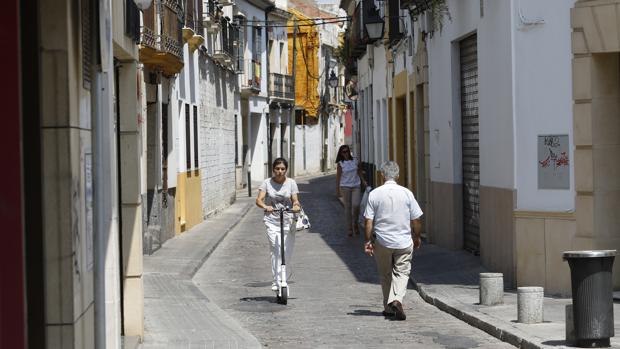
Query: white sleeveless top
339 159 361 188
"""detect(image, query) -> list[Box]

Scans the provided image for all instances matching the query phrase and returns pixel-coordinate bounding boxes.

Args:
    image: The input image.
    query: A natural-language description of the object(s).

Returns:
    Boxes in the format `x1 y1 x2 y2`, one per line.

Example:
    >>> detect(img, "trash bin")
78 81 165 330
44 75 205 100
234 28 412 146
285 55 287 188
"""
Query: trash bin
563 250 616 348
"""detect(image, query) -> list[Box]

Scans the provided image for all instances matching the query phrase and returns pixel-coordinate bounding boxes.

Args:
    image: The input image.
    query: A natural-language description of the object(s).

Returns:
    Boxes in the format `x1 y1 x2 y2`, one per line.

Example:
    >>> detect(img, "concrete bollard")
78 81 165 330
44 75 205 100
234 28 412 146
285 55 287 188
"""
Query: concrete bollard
517 286 544 324
479 273 504 305
565 304 575 345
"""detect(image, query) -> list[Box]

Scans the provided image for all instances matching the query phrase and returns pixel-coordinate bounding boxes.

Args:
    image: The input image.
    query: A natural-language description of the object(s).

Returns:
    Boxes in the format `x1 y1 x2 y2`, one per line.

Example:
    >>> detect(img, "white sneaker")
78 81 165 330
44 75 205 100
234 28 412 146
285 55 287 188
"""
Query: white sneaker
271 283 278 292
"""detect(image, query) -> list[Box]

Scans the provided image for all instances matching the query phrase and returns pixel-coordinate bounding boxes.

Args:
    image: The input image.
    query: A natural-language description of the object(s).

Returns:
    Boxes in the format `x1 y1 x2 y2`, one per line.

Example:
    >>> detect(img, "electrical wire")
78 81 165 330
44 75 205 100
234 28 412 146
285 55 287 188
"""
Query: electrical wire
243 16 350 24
297 31 326 81
237 19 348 28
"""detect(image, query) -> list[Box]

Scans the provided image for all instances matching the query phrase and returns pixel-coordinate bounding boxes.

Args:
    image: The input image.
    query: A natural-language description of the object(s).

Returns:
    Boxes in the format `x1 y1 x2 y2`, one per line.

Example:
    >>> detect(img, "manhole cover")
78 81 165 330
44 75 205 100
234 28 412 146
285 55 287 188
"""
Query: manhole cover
233 296 290 312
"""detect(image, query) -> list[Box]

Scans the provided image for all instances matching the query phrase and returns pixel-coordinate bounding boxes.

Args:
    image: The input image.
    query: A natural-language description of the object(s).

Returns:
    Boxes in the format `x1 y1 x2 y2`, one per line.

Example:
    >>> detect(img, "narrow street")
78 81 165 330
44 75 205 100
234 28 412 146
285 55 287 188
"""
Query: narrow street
194 174 514 348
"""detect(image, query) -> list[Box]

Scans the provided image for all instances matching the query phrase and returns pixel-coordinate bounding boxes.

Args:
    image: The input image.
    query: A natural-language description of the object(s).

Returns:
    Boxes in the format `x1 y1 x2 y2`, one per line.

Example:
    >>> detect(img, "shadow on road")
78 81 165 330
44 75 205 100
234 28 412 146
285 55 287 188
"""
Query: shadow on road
296 174 382 285
347 309 384 317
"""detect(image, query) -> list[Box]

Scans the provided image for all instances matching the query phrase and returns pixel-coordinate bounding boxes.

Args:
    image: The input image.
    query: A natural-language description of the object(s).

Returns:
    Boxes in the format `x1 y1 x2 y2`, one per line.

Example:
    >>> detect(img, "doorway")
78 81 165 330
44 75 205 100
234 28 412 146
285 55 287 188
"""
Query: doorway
460 33 480 254
394 96 408 186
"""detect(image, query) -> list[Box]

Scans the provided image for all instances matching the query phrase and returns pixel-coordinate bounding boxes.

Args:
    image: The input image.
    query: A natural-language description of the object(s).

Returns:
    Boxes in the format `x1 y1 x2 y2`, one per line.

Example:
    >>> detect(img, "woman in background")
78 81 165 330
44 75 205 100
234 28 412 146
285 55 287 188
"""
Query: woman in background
336 145 367 237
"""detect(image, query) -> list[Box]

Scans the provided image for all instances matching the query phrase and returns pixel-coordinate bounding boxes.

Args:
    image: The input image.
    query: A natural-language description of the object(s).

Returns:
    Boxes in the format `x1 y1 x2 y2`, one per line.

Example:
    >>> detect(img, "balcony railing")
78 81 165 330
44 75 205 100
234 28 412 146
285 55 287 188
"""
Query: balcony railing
348 3 366 59
346 0 384 60
402 0 431 13
269 73 294 101
213 18 236 68
388 0 404 44
182 0 204 50
241 59 261 92
139 0 184 76
203 0 221 33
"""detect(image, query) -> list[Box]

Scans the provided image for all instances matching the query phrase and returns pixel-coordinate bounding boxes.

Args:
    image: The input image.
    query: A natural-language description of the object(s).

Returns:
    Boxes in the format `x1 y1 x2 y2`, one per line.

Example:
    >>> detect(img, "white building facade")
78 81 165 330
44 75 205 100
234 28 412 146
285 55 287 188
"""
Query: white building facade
425 0 576 292
236 0 272 187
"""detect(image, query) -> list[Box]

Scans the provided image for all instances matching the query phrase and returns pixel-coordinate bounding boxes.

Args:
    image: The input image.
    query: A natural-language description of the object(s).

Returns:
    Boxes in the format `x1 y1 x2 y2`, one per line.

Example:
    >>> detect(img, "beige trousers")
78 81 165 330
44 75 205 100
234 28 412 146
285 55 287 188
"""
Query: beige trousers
341 186 360 234
374 242 413 311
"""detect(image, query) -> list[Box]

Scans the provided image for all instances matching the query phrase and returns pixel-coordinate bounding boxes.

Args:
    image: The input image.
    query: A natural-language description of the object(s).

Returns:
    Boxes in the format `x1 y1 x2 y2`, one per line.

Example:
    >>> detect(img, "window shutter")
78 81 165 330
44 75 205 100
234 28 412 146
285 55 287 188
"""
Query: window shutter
81 0 92 90
125 0 140 42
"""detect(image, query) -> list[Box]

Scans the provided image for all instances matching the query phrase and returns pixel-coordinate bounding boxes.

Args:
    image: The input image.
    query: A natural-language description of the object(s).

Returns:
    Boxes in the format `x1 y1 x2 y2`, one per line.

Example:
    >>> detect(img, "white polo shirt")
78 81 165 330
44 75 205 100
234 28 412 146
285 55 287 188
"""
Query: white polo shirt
364 180 423 249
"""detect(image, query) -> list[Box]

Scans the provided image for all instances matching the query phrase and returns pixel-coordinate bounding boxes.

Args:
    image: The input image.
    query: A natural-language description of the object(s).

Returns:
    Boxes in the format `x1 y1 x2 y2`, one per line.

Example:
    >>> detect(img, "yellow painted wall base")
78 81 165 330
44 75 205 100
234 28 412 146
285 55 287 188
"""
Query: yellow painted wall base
175 170 203 234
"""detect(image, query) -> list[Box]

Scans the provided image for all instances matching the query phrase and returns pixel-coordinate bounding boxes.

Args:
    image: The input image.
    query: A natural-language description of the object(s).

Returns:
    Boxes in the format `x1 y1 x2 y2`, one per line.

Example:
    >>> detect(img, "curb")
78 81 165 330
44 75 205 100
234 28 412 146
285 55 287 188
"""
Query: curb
188 200 255 279
411 278 543 349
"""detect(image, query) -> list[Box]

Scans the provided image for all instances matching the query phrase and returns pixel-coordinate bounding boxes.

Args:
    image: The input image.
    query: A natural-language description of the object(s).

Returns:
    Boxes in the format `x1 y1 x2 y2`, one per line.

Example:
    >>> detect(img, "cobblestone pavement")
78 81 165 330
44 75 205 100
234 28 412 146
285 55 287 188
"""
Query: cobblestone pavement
194 174 515 348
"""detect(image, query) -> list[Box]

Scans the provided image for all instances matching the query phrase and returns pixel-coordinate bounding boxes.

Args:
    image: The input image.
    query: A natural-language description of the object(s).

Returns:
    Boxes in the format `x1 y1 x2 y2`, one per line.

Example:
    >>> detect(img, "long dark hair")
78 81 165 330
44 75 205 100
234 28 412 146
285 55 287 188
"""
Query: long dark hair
272 157 289 169
335 145 353 163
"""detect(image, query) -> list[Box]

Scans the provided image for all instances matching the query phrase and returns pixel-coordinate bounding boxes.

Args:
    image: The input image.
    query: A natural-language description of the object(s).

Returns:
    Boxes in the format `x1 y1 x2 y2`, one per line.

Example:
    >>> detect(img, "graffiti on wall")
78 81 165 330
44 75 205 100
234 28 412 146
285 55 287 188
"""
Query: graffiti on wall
538 135 569 189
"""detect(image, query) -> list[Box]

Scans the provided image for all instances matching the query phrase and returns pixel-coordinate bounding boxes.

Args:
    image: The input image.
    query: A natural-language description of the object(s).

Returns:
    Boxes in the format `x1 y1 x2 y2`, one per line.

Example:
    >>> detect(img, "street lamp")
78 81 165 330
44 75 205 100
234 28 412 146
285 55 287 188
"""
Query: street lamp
365 8 385 40
328 70 338 88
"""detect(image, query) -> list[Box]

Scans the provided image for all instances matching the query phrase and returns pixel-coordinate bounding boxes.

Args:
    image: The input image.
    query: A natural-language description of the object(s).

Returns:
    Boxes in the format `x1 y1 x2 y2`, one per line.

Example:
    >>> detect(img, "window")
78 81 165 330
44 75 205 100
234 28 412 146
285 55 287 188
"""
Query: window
280 42 285 74
81 0 93 89
253 26 262 63
162 103 169 188
185 104 191 170
388 0 403 44
193 105 199 169
234 114 239 164
235 17 245 72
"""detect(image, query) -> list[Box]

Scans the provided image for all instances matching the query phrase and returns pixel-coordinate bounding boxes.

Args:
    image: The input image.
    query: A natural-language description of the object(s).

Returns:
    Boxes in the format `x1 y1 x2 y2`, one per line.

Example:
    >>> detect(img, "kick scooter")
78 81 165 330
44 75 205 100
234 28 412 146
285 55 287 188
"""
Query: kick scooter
273 206 297 305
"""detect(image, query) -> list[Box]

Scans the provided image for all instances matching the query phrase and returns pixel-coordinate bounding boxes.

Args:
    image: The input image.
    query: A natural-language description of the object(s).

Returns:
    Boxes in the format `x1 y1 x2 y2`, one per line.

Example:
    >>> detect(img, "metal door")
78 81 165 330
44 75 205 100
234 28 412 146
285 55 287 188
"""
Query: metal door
460 34 480 254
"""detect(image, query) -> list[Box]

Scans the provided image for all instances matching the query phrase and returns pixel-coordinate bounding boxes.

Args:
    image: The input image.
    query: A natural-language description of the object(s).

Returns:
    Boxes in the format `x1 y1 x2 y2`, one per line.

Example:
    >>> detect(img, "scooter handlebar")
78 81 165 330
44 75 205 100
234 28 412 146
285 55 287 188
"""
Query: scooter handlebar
265 206 300 213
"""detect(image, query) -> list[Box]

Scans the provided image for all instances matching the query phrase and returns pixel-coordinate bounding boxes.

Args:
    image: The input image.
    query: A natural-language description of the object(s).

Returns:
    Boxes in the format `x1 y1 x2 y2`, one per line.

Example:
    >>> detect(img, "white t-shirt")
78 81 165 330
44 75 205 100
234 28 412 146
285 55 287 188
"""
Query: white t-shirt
259 177 299 225
364 180 423 249
339 158 361 188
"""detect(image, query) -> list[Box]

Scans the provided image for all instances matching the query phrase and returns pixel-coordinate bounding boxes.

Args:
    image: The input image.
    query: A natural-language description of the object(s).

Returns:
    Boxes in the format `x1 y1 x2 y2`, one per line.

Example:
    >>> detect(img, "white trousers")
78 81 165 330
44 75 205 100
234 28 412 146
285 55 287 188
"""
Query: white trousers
341 186 361 234
265 220 296 286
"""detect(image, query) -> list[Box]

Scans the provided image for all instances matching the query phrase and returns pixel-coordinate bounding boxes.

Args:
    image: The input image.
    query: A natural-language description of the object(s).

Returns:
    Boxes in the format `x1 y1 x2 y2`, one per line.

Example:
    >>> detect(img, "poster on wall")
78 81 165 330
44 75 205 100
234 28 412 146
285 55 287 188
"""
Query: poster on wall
538 134 570 189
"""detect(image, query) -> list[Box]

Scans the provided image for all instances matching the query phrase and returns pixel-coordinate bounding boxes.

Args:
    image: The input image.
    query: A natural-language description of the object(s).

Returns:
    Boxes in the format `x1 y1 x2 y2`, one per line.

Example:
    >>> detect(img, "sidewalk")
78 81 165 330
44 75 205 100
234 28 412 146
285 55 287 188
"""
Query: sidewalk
140 195 261 348
410 243 620 349
140 171 335 348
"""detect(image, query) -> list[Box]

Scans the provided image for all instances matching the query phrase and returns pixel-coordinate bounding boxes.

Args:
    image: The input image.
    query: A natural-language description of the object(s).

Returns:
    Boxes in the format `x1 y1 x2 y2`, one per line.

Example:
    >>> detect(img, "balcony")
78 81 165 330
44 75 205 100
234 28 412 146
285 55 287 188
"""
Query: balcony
203 0 222 33
348 3 366 59
241 59 261 94
183 0 205 51
213 18 236 69
269 73 294 102
401 0 432 13
388 0 404 45
139 0 184 76
345 0 384 60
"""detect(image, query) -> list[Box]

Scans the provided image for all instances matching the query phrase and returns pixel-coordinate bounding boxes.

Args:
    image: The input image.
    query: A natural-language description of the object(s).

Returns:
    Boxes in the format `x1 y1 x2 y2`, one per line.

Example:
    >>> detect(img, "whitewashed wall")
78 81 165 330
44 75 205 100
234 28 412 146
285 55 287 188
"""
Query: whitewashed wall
427 0 574 211
477 0 514 190
250 113 268 181
372 45 389 167
294 124 322 175
237 0 269 99
513 0 575 211
237 0 270 183
199 56 238 215
427 0 509 186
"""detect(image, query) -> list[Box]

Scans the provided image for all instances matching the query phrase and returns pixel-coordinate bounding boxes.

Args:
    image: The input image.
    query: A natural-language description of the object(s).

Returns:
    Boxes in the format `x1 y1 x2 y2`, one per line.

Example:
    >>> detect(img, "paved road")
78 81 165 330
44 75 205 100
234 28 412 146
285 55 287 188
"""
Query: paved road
194 174 515 348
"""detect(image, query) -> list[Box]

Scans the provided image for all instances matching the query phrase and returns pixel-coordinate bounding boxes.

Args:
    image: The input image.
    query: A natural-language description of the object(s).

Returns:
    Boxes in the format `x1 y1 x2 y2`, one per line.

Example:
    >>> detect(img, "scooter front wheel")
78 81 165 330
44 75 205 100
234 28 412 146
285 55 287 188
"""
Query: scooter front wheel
280 286 288 305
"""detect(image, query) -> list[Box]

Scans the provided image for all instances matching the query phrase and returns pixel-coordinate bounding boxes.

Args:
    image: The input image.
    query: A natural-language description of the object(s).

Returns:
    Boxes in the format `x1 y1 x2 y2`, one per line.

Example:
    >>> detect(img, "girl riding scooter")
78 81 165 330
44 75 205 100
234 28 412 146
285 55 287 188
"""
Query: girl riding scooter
255 158 301 302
